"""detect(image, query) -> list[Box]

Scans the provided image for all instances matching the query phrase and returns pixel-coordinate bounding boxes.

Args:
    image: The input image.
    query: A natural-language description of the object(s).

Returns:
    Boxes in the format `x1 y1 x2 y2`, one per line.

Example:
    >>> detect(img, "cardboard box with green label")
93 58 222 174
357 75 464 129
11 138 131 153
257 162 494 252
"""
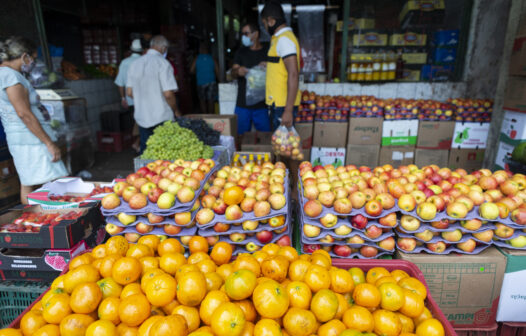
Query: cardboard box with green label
310 147 346 167
451 122 490 149
500 109 526 145
497 248 526 322
382 120 419 146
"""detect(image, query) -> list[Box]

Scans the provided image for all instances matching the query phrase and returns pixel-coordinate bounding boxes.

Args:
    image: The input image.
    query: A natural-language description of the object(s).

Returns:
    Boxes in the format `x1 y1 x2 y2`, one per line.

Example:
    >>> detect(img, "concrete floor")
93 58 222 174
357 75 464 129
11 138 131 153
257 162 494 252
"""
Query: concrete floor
86 149 137 182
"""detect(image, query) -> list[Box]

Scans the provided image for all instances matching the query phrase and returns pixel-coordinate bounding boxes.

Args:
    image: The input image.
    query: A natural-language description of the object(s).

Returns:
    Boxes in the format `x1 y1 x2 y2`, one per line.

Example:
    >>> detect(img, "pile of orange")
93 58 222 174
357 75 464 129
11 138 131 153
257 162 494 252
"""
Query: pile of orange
0 235 445 336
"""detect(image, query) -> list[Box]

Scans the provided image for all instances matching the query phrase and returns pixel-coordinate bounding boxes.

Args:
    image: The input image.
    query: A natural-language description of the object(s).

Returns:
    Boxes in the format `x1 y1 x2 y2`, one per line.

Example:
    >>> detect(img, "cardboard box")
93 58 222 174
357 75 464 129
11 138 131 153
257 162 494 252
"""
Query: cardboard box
379 146 415 167
509 37 526 77
389 32 427 46
0 175 20 200
494 141 516 171
28 178 114 209
417 121 455 149
433 29 460 46
448 148 485 172
504 77 526 111
451 122 490 149
397 248 507 328
415 149 450 167
500 109 526 145
313 122 349 148
348 118 383 145
0 204 104 249
346 144 380 167
295 123 314 149
398 68 422 82
302 149 311 162
382 120 419 146
186 114 238 137
240 132 273 152
402 53 428 64
311 147 346 167
497 248 526 322
421 65 454 81
352 31 388 47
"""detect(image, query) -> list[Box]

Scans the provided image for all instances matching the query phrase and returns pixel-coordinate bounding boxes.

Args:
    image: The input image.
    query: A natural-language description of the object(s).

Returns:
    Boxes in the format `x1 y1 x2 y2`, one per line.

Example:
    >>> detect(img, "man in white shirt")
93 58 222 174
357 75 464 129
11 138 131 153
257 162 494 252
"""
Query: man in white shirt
114 39 142 109
126 35 180 153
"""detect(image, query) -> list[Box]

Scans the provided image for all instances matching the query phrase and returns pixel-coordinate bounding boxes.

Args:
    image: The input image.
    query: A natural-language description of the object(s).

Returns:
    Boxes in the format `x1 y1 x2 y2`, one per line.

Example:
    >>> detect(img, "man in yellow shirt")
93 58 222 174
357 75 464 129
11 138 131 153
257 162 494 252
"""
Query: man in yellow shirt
261 1 301 131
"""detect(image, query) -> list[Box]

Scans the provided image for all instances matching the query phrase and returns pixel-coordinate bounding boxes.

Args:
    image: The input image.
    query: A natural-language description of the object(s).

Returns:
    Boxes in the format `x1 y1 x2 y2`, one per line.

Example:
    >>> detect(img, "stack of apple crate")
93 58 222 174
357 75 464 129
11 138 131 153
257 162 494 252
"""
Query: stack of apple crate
298 163 397 259
195 164 292 255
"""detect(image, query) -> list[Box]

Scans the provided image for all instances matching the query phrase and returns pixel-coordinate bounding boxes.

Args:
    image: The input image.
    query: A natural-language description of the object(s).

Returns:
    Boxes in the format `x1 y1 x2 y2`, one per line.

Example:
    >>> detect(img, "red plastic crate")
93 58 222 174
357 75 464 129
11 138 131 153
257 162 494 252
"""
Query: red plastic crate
96 131 133 152
332 258 457 336
454 323 499 336
499 322 526 336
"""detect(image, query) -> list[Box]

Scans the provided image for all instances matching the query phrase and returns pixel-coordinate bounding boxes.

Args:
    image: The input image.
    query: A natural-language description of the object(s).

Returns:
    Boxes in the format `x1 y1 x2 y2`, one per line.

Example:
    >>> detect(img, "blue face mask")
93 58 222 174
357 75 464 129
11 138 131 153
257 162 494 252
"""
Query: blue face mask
162 51 168 58
242 35 253 47
21 55 35 73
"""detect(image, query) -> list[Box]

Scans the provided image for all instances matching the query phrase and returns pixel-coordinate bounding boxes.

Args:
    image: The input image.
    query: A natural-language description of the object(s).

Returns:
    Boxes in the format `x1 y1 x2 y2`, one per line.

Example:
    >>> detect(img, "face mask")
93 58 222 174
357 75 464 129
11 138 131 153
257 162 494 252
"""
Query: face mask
21 55 35 73
267 17 285 36
241 35 253 47
162 51 168 58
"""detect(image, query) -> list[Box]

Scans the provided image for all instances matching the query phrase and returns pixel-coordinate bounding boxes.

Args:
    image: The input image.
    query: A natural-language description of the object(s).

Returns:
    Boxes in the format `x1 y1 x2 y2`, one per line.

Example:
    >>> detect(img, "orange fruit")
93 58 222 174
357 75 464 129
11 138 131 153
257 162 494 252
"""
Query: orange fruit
223 186 244 205
188 251 210 265
304 264 330 292
64 264 100 293
330 268 354 294
162 299 180 315
145 274 177 306
261 243 280 256
50 275 66 290
225 269 257 300
176 264 200 281
282 307 317 336
116 323 138 336
286 281 312 309
334 293 348 320
200 290 230 325
413 307 433 326
217 264 234 281
188 236 209 254
252 280 289 319
34 324 60 336
310 289 339 322
196 259 217 274
312 249 331 260
277 246 299 262
415 318 444 336
261 255 289 282
69 253 94 270
232 255 261 277
172 305 200 332
391 269 410 282
0 329 22 336
40 288 65 308
21 310 46 336
205 272 223 291
399 289 425 318
112 257 142 285
234 300 256 323
105 236 129 256
98 297 121 325
119 294 151 327
299 254 311 262
70 282 103 314
398 277 427 300
348 267 366 285
86 320 116 336
42 293 71 324
378 282 405 311
342 305 374 332
210 242 233 265
239 321 254 336
137 316 163 336
138 235 160 251
150 306 165 317
352 283 381 308
366 267 390 284
397 312 415 333
177 271 207 306
373 309 402 336
254 318 282 336
139 257 159 273
318 319 346 336
252 251 269 264
120 283 142 299
141 268 166 292
376 276 397 286
59 314 95 336
99 254 121 279
310 253 331 270
288 259 310 282
211 302 246 336
92 259 103 270
150 315 188 336
158 238 183 256
126 244 153 259
97 278 123 299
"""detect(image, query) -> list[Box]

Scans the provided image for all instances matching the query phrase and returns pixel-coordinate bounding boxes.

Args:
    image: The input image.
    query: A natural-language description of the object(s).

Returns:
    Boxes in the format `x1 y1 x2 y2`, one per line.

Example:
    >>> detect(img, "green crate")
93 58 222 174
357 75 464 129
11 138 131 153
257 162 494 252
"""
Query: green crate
0 281 50 328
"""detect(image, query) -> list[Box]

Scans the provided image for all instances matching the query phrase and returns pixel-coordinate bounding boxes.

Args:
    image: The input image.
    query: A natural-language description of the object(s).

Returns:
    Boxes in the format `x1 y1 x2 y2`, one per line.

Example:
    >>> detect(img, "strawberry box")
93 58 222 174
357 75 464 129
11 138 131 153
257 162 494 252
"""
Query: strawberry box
28 177 114 209
0 204 104 249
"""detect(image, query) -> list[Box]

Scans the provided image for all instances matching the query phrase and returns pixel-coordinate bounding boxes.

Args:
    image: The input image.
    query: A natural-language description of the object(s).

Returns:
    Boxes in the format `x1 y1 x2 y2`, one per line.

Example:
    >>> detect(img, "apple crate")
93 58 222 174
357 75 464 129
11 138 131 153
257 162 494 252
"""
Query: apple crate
332 258 457 336
454 323 499 336
0 281 50 328
500 322 526 336
133 146 229 171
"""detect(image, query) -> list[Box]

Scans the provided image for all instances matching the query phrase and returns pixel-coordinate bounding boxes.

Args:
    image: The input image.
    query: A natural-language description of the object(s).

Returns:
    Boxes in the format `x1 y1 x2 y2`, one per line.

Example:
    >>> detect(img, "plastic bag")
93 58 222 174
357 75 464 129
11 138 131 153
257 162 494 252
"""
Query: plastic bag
245 65 266 106
271 125 304 160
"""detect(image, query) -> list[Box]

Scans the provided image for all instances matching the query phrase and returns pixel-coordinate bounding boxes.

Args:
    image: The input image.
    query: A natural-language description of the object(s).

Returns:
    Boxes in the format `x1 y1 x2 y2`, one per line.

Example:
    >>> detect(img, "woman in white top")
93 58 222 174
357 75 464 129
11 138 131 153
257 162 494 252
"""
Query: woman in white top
0 37 67 203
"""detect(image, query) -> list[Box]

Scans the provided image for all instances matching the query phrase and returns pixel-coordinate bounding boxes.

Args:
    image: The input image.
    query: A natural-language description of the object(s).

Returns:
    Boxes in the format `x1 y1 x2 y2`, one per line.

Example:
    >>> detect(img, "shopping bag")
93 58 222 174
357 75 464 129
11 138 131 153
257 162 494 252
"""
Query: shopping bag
271 125 304 160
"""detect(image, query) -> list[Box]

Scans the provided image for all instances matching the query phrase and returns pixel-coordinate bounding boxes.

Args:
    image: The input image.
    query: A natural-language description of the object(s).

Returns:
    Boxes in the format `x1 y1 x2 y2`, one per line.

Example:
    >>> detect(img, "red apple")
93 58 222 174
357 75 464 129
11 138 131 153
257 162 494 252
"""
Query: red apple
360 246 378 258
164 224 182 235
256 230 273 244
364 200 382 217
129 193 147 209
214 222 230 233
351 214 368 229
303 200 323 218
333 245 352 257
427 241 447 253
397 237 417 252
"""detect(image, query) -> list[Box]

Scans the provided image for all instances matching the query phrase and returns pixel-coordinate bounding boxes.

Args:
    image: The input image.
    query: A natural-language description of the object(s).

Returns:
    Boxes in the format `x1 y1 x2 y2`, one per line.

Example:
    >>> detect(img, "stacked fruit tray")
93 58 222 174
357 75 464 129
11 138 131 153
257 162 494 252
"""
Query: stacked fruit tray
296 101 315 123
298 162 397 259
449 98 493 122
416 100 455 121
195 162 292 255
100 159 217 242
384 99 419 120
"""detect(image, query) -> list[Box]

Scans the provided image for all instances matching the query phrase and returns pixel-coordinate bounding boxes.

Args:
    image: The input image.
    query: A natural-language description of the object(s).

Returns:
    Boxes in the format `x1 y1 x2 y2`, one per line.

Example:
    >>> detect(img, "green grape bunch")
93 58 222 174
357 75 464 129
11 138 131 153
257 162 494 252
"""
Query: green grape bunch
141 121 214 160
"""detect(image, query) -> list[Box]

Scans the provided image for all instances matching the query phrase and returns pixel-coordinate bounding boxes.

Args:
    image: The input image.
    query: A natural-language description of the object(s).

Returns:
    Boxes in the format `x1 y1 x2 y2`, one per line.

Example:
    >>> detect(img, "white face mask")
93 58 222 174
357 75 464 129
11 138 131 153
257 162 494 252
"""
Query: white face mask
21 54 35 73
241 35 253 47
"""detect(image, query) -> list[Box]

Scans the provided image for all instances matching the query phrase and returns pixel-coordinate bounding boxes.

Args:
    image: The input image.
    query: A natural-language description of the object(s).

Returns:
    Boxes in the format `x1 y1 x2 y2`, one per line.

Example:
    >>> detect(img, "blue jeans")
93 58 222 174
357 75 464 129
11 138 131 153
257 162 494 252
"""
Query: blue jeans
269 105 299 131
235 106 271 135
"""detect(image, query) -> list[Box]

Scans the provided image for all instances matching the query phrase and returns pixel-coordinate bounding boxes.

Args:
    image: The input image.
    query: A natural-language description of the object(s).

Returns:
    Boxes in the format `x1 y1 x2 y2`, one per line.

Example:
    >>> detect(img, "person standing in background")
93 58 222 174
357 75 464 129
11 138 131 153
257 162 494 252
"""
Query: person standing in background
114 39 142 152
191 43 218 114
232 23 270 135
126 35 180 153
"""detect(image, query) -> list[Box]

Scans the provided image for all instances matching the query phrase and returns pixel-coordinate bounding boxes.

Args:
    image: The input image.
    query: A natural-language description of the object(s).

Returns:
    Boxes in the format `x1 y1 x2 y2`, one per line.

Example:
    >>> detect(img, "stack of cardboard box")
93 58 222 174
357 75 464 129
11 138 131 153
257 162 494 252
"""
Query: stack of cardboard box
415 120 454 167
380 119 418 166
0 147 20 212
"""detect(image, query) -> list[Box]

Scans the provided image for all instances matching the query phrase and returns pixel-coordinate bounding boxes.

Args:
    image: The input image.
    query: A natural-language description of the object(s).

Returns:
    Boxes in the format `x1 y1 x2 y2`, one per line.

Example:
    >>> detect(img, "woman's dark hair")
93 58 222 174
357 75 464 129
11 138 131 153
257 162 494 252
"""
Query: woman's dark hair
261 0 285 20
243 23 260 34
0 36 37 63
